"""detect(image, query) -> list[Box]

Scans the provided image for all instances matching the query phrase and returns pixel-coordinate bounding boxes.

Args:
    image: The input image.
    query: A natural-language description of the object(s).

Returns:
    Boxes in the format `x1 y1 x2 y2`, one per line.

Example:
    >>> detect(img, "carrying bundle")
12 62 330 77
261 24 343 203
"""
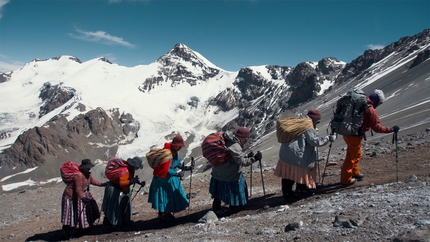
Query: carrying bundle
60 161 80 184
146 148 172 169
201 132 231 166
276 117 313 143
330 88 369 136
105 156 129 181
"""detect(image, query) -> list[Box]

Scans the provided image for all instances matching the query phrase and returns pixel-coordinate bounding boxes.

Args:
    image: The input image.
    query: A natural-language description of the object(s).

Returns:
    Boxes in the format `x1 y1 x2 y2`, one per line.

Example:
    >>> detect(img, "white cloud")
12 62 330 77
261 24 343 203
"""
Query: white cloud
69 28 135 48
0 0 10 19
367 44 385 50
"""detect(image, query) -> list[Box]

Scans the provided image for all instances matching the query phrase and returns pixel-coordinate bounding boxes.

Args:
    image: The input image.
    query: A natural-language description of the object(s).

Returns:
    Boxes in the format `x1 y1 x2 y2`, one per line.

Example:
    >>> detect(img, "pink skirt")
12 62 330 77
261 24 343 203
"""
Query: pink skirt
274 159 317 189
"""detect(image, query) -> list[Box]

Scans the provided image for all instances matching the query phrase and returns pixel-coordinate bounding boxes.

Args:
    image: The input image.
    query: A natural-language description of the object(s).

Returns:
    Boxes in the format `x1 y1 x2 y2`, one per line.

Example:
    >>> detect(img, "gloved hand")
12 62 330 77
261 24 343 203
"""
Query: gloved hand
391 125 400 132
183 165 194 171
254 151 262 161
139 181 146 187
328 134 337 142
247 151 254 158
129 177 140 185
100 182 108 187
175 171 185 178
81 198 90 204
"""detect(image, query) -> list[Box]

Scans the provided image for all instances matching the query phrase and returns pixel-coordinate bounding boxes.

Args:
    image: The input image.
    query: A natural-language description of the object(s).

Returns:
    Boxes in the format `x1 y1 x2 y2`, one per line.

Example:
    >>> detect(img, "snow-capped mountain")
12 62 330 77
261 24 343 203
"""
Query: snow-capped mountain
0 29 429 192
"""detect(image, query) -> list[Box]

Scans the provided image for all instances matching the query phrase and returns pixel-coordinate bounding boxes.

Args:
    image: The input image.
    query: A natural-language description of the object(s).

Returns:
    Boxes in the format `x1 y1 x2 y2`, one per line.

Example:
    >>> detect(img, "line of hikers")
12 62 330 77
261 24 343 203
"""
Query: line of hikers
60 88 400 238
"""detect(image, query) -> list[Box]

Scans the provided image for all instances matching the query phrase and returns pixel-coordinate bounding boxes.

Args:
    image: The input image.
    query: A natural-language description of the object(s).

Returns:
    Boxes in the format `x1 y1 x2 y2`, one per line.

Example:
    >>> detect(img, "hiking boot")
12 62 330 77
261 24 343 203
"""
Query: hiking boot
341 178 357 186
353 174 364 181
283 192 296 201
212 198 221 212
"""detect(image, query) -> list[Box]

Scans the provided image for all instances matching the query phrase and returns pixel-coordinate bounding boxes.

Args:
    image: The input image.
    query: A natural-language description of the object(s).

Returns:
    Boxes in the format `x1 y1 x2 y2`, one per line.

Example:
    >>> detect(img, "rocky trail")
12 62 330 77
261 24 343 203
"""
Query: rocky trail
1 131 430 242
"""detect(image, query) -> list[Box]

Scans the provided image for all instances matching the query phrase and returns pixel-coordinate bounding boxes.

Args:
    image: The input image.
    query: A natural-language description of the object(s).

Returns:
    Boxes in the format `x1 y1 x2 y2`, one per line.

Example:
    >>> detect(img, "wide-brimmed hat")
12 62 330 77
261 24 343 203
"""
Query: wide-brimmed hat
79 159 95 169
127 156 144 169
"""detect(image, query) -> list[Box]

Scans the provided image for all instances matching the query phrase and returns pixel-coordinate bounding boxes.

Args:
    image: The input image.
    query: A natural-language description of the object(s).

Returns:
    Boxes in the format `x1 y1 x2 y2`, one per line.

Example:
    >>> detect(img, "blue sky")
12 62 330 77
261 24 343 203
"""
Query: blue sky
0 0 428 73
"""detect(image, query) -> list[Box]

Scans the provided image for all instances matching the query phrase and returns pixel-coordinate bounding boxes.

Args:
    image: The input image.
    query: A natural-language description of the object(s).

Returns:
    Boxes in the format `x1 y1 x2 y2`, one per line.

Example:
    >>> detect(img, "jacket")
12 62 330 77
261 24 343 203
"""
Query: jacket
211 131 254 182
62 172 86 200
360 97 392 134
279 126 329 169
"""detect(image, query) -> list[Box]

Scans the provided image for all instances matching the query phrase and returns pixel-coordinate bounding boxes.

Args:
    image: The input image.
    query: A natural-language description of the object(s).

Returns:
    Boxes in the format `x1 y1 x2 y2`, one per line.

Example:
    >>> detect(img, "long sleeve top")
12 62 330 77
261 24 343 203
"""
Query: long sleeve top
211 131 255 182
360 97 392 133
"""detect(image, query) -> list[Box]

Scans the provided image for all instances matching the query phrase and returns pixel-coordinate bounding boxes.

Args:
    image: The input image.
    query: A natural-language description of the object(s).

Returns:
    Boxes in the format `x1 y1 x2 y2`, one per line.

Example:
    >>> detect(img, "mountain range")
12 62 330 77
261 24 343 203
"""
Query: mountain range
0 29 429 192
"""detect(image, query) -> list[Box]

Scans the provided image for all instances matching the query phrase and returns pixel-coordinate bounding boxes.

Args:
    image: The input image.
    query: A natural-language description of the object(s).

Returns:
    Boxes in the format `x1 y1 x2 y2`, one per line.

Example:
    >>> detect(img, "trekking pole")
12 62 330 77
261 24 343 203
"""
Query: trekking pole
188 157 195 213
131 181 145 202
250 163 253 197
320 134 334 187
316 147 321 185
392 131 399 182
257 151 268 209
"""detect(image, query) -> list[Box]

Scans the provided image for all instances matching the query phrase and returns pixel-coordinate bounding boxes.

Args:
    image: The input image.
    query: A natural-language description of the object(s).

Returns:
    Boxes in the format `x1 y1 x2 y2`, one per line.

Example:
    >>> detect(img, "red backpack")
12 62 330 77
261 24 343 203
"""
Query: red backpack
60 161 81 184
105 156 128 181
201 132 232 166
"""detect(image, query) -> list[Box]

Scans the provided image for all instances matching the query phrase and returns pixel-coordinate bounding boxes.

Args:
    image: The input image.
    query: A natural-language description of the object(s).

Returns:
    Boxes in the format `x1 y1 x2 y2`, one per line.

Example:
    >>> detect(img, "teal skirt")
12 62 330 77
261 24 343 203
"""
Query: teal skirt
209 174 248 206
147 175 189 213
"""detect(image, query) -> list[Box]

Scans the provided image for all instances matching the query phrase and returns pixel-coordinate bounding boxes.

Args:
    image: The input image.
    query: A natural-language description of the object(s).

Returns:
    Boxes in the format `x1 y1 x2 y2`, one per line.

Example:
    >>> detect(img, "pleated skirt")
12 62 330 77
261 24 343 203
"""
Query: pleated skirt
274 159 317 189
209 174 248 206
147 176 189 213
102 183 131 226
61 191 99 229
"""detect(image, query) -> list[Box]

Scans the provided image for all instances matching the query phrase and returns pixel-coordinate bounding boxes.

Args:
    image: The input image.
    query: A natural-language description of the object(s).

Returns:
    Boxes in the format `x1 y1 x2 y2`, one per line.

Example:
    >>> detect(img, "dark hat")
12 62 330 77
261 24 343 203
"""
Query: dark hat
307 109 321 122
235 127 250 138
127 156 144 169
171 135 185 147
79 159 95 169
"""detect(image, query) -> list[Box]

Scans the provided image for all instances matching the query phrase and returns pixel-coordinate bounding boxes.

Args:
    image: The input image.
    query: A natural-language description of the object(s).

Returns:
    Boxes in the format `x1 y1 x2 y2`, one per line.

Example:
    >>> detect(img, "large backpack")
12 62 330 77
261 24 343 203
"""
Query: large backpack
105 156 129 181
60 161 80 184
201 132 231 166
330 88 369 136
276 117 314 143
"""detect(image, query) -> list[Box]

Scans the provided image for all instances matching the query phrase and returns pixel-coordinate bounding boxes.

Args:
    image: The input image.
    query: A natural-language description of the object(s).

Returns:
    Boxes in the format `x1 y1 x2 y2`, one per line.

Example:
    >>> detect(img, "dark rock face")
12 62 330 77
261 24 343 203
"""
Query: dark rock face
0 108 139 167
287 62 319 107
410 48 430 69
336 29 430 84
39 82 75 118
211 66 292 137
0 73 11 83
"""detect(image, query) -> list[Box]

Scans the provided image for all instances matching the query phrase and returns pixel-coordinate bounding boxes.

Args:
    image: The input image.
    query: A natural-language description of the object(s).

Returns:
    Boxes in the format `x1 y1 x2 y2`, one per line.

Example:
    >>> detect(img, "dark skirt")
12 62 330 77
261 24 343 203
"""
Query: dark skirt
209 174 248 206
102 182 131 227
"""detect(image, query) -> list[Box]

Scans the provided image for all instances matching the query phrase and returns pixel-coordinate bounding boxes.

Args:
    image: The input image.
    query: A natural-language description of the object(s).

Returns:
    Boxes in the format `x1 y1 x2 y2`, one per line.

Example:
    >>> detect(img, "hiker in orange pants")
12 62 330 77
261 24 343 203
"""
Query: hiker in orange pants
340 136 363 184
340 89 399 185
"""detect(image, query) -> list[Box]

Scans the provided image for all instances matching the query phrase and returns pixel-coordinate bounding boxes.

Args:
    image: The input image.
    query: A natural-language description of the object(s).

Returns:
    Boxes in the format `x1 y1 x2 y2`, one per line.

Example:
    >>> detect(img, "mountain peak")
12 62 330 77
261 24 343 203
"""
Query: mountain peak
158 43 220 70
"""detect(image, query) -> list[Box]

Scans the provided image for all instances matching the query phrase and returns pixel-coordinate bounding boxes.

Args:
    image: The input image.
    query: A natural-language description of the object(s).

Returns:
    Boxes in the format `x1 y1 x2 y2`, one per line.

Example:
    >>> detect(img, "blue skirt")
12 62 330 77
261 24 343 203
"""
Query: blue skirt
147 175 189 213
209 174 248 206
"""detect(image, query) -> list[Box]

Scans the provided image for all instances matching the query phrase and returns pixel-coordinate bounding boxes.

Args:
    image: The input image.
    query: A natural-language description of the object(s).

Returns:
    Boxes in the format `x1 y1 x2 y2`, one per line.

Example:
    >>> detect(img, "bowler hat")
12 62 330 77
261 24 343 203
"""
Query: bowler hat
79 159 95 169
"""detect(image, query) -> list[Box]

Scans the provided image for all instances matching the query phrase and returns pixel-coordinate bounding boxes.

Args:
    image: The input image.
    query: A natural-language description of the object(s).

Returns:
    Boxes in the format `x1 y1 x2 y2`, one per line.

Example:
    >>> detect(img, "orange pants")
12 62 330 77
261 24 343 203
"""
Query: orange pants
341 135 363 184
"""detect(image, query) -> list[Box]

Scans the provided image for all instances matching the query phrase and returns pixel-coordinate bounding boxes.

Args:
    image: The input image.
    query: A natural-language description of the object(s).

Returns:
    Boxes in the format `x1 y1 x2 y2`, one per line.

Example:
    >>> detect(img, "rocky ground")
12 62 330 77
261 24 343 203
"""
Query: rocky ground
1 131 429 242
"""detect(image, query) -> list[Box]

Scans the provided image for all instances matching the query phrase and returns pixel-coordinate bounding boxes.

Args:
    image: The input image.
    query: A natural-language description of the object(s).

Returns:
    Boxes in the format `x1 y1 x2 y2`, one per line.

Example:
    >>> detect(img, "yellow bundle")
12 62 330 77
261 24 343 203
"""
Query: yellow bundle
276 117 313 143
146 148 172 169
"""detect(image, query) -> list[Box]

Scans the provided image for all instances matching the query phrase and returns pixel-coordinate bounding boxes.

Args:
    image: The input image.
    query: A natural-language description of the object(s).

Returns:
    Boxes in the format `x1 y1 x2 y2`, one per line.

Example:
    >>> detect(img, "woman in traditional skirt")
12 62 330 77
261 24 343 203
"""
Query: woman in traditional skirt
148 135 193 222
209 127 260 213
274 110 336 200
61 159 106 238
102 156 144 230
